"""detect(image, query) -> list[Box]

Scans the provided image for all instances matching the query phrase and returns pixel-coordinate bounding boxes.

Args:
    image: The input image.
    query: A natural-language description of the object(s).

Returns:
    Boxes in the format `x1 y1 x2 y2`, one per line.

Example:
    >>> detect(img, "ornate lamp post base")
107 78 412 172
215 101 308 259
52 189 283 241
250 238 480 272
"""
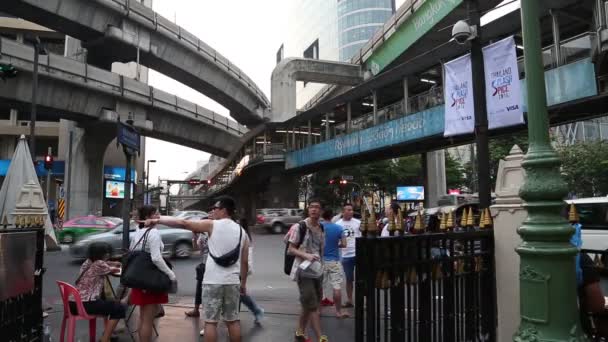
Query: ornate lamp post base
515 0 587 341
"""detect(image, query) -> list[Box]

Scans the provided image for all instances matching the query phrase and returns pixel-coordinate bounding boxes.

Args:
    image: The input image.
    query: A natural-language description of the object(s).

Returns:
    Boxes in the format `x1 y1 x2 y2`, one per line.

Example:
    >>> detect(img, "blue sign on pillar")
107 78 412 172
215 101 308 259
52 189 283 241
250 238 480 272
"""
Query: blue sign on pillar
117 122 140 152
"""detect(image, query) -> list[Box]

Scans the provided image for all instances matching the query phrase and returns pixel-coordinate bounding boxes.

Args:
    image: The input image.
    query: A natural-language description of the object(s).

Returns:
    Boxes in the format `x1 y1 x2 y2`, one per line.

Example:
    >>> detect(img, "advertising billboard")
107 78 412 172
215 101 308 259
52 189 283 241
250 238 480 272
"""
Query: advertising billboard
105 181 133 199
396 186 425 201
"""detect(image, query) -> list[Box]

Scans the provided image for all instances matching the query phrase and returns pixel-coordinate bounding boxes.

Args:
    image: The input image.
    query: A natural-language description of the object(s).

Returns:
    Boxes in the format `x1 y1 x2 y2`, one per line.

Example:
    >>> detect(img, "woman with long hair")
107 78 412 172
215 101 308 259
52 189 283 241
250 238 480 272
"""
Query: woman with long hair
239 218 265 324
130 205 176 342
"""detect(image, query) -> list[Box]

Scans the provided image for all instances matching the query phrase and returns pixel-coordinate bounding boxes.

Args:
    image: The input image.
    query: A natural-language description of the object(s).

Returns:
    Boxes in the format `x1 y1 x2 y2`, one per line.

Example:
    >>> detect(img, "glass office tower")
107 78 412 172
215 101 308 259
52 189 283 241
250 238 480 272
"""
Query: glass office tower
338 0 394 61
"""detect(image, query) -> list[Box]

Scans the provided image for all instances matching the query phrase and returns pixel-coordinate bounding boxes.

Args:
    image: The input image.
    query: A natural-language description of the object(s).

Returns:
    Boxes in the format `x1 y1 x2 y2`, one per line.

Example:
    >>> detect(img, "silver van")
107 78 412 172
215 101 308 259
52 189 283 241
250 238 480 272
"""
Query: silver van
255 208 304 234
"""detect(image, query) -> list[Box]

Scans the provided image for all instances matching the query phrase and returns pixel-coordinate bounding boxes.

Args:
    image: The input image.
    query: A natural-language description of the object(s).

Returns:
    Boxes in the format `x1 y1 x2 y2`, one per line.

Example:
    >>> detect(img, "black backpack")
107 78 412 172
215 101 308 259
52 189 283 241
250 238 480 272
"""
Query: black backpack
283 221 324 275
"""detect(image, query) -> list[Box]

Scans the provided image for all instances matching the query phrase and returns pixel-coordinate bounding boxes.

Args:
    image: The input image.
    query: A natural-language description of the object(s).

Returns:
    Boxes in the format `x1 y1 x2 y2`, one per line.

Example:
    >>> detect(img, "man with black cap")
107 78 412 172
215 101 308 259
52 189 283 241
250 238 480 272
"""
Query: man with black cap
140 195 249 342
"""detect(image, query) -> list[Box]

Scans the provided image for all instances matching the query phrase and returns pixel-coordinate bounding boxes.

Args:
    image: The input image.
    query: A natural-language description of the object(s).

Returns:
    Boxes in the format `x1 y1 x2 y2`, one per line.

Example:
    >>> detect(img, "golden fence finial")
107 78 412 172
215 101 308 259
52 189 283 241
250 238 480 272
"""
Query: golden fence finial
484 208 493 227
439 212 447 230
414 210 424 231
446 209 455 230
368 207 377 234
568 203 579 223
396 208 404 234
479 209 486 229
466 206 474 227
460 207 468 228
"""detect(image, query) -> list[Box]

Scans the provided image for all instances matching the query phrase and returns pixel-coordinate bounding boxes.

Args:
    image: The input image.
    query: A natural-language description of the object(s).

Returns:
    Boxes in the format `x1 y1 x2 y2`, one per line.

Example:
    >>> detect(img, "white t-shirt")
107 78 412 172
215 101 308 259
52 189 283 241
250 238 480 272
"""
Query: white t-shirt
203 219 247 285
336 218 361 258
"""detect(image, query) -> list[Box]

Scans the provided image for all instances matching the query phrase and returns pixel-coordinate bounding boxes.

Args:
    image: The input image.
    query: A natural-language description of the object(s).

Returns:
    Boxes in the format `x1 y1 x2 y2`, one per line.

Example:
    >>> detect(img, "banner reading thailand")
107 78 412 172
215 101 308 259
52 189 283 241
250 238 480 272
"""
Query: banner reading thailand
482 36 524 129
443 54 475 137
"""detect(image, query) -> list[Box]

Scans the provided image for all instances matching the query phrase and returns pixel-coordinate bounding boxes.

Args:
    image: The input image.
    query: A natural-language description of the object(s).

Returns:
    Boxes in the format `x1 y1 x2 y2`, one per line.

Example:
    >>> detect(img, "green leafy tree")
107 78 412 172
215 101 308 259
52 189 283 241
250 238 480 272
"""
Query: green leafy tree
558 140 608 197
445 153 465 190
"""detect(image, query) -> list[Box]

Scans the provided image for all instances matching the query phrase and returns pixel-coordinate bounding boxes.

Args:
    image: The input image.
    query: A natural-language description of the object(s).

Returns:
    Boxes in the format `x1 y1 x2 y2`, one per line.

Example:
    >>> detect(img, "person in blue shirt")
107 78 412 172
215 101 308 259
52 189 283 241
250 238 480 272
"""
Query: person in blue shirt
320 209 348 318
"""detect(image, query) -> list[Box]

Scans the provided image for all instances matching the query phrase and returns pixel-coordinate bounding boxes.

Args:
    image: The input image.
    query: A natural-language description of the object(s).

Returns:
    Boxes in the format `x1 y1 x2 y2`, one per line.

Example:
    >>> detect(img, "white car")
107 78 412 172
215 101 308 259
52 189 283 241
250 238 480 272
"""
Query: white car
566 197 608 251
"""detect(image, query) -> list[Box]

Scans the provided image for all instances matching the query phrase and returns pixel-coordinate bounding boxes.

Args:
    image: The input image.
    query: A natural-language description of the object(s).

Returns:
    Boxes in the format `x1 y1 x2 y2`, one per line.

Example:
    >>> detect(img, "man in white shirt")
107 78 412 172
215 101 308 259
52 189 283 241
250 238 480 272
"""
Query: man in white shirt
336 203 361 307
141 196 249 342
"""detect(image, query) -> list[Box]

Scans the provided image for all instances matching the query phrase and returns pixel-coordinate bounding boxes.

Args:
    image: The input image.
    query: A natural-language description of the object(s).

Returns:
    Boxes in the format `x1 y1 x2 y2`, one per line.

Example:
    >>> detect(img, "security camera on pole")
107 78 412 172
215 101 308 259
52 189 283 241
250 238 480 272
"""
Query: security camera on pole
117 115 140 253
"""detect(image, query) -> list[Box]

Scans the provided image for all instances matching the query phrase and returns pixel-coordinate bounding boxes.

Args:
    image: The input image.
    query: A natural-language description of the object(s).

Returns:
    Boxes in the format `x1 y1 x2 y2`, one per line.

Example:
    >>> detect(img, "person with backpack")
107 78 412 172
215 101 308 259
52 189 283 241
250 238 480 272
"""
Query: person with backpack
284 198 328 342
139 196 249 342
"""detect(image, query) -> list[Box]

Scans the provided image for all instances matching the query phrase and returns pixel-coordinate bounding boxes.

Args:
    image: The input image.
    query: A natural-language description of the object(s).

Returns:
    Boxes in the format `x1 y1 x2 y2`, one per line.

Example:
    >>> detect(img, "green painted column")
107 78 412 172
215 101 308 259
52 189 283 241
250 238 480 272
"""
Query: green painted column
514 1 587 341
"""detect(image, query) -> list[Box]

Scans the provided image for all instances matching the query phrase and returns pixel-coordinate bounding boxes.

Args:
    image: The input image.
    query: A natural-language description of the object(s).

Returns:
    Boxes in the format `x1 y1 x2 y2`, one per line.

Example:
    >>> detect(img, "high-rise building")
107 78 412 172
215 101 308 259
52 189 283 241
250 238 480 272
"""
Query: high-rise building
278 0 394 108
338 0 395 62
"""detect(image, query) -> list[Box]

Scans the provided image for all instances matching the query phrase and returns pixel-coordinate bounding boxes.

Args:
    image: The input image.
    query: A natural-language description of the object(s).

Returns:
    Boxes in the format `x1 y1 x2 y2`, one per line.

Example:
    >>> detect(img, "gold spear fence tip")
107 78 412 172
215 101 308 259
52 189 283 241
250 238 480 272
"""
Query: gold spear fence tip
568 203 579 223
466 207 474 227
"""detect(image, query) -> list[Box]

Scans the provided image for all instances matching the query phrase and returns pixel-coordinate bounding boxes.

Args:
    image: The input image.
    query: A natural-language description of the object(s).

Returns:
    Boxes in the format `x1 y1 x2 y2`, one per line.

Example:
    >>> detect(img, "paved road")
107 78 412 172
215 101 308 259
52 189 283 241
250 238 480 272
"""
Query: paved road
42 231 355 341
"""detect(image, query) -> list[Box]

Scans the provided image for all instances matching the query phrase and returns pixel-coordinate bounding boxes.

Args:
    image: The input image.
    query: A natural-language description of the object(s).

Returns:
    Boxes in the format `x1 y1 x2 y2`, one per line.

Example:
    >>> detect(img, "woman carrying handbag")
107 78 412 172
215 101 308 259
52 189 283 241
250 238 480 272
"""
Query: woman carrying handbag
127 205 177 342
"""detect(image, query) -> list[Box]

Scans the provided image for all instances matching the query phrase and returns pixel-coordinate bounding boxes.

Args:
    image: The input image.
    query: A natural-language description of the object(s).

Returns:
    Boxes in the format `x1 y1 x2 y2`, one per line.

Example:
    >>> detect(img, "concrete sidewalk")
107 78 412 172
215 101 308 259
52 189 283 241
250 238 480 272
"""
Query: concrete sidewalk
44 297 355 341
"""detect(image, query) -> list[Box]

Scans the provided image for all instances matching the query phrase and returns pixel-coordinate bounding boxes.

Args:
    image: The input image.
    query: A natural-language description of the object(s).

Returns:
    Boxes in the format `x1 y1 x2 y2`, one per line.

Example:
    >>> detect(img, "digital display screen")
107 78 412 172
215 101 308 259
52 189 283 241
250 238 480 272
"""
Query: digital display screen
105 181 133 199
396 186 425 201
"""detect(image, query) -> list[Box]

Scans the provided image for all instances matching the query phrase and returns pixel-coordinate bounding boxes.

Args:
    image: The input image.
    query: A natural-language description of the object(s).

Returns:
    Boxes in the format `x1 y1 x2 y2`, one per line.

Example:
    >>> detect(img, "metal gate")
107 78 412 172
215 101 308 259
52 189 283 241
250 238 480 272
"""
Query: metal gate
355 230 496 342
0 228 45 342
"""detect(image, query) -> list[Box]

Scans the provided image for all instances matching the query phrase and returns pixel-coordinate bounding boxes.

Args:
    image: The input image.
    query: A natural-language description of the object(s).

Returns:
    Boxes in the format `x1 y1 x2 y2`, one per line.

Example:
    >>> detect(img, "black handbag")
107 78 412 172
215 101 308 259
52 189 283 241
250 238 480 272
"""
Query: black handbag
121 229 172 292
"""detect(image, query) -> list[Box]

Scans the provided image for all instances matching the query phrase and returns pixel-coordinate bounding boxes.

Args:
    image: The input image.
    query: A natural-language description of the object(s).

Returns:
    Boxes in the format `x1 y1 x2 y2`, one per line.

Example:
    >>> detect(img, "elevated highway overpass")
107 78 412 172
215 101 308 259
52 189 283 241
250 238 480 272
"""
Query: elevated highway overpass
0 38 244 156
0 37 248 216
0 0 270 126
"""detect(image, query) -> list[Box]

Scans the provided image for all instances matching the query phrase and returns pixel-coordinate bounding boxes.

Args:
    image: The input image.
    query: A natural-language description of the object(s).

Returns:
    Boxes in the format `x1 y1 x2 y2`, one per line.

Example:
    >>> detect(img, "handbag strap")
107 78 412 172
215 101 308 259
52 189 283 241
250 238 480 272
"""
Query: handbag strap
130 228 152 252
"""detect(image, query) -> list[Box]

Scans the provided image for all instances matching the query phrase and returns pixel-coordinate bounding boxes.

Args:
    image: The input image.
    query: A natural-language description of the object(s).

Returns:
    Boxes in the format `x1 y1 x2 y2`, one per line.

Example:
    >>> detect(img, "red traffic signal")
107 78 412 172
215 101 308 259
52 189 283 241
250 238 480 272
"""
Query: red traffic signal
329 179 336 185
44 154 53 170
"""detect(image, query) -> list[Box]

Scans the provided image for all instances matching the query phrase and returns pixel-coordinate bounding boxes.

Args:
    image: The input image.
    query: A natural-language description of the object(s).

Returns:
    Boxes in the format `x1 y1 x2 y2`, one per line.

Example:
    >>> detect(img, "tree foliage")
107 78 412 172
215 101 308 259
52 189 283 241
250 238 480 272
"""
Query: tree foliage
558 140 608 197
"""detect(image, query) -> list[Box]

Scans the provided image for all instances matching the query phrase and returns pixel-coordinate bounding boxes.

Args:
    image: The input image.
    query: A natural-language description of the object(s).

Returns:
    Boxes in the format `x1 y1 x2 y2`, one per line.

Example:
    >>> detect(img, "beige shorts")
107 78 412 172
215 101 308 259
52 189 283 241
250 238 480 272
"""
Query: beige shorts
323 261 344 290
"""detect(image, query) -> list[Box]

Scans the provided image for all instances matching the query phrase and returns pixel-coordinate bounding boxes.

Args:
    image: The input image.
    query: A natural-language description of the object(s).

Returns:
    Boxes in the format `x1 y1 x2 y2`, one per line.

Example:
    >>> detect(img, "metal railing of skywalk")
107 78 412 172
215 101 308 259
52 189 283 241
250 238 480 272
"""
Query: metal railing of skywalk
325 32 595 141
0 38 248 135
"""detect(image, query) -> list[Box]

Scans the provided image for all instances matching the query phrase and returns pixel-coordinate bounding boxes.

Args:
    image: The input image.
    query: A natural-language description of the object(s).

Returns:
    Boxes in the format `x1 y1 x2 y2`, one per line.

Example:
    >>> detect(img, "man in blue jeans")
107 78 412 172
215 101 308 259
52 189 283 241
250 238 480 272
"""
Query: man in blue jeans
335 203 361 308
320 209 348 318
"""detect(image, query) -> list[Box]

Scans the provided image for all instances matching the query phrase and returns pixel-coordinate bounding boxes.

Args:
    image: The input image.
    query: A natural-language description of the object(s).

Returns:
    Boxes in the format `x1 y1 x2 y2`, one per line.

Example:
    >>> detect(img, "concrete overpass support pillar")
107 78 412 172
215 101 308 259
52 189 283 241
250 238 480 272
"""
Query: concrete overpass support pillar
65 124 114 218
425 150 447 207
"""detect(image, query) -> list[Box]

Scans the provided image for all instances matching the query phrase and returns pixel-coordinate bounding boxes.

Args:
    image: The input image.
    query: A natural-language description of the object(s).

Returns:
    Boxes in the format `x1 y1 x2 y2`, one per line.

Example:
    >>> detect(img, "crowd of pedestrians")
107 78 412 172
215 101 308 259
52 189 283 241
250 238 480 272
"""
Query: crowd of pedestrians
68 196 371 342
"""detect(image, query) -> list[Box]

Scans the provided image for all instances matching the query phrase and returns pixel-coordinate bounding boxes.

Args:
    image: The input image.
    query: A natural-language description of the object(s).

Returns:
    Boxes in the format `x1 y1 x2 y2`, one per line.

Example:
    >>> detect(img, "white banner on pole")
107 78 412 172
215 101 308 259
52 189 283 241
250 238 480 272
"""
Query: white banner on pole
483 36 524 129
443 54 475 137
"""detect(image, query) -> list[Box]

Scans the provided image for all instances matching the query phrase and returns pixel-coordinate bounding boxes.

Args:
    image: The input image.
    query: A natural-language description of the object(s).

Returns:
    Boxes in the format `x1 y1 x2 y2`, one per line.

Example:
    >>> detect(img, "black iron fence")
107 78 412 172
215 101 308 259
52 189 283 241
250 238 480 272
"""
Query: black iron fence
0 228 45 342
355 230 496 342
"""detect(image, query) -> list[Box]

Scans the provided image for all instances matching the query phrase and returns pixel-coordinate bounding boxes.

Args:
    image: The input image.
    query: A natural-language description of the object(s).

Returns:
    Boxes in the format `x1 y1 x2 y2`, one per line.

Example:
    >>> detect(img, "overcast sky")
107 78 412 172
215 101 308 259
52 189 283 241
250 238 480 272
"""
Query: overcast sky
144 0 517 183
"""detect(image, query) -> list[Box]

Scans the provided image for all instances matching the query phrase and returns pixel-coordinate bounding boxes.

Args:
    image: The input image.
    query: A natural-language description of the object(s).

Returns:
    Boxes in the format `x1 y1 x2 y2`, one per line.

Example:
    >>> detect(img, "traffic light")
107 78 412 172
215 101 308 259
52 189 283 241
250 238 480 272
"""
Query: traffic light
329 178 336 185
339 179 348 186
188 179 201 186
0 63 18 81
44 153 53 170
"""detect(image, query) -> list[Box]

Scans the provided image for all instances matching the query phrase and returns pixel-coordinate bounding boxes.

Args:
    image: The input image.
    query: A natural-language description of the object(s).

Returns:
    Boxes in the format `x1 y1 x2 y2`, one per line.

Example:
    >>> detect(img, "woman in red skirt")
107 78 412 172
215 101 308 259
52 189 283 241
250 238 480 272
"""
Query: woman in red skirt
130 205 176 342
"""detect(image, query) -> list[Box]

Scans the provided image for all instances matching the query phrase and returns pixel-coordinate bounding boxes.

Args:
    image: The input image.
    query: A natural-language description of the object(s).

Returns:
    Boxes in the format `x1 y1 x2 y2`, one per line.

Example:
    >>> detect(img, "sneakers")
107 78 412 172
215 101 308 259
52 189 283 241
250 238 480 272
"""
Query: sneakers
254 308 265 324
320 298 334 306
319 336 329 342
295 330 308 342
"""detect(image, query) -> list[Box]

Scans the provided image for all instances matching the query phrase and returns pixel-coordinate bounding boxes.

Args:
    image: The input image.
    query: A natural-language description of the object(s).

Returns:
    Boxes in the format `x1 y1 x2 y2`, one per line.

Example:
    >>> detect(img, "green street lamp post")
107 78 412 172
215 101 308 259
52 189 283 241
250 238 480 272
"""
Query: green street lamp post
515 0 586 341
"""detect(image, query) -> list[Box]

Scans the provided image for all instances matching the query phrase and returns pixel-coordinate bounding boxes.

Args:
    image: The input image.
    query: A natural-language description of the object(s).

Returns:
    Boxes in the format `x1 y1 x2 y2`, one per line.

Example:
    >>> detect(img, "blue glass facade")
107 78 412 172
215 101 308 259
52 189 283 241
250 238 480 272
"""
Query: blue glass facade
338 0 394 61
